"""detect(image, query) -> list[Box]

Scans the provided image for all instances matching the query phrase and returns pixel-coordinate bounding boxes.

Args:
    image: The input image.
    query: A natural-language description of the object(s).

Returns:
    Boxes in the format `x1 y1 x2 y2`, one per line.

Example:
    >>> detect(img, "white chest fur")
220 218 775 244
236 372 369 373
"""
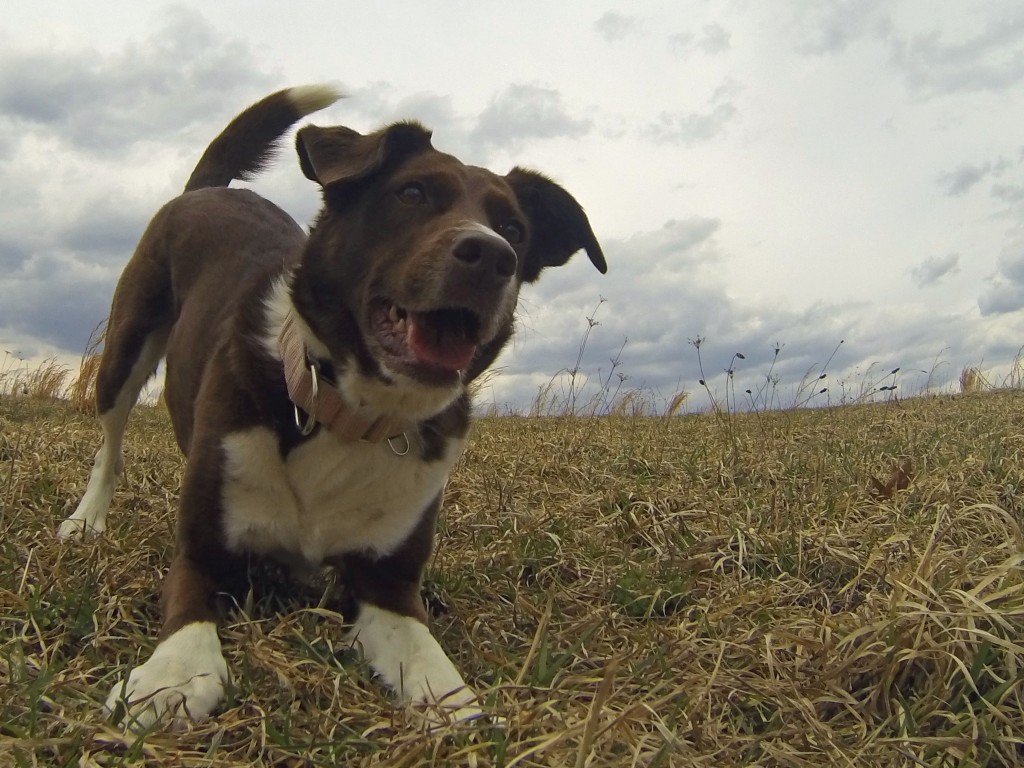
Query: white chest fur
220 427 461 565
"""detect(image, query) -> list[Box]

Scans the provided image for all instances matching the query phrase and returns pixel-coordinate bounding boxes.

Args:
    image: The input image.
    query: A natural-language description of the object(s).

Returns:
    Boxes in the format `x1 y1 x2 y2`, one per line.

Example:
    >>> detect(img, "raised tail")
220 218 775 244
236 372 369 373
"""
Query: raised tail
184 84 342 193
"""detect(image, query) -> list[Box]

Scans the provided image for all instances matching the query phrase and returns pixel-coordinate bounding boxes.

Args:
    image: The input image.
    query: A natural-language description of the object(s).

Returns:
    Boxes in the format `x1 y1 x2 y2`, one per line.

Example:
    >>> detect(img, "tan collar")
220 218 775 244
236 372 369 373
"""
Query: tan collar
278 310 410 444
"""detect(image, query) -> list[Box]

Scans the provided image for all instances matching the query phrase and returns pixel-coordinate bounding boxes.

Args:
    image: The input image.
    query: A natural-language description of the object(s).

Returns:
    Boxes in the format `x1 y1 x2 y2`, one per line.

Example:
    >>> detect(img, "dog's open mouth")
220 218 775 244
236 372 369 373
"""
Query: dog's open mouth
372 299 481 380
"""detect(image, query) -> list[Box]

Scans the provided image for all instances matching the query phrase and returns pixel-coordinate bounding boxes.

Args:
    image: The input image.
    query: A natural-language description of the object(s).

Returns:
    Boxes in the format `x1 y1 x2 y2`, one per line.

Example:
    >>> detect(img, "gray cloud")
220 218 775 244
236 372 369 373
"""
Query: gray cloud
59 197 151 263
0 235 33 272
910 253 960 287
342 82 593 162
467 84 592 155
344 82 458 131
979 244 1024 316
488 212 1013 412
0 6 276 155
790 0 892 56
890 15 1024 97
992 182 1024 204
0 6 281 353
642 102 737 146
937 163 991 196
788 2 1024 98
979 282 1024 317
668 24 731 57
2 251 116 350
594 12 642 43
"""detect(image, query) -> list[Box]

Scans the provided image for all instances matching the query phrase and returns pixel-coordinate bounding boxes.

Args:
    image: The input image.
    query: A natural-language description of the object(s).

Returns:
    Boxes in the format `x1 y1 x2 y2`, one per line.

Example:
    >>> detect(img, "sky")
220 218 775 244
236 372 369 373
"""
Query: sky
2 1 1024 413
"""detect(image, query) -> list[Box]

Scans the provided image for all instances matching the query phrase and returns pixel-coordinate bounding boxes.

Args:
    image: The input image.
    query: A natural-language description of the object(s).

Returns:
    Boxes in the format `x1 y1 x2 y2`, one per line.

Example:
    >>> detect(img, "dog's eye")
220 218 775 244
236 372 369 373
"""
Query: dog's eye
499 220 525 245
397 183 426 205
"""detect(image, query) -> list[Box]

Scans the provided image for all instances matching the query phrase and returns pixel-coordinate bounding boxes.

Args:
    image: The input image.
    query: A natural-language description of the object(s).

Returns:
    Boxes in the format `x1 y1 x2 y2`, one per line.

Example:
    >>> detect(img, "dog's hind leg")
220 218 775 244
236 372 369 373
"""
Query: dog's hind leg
59 314 169 539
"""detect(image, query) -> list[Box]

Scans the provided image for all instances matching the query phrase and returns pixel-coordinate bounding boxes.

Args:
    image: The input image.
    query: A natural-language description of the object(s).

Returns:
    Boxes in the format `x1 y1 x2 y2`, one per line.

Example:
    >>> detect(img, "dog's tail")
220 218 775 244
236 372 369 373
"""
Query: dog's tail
184 84 343 193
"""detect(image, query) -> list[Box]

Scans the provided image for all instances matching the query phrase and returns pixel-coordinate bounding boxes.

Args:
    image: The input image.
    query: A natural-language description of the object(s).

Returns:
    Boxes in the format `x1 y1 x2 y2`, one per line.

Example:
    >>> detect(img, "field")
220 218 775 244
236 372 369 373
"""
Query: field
1 391 1023 766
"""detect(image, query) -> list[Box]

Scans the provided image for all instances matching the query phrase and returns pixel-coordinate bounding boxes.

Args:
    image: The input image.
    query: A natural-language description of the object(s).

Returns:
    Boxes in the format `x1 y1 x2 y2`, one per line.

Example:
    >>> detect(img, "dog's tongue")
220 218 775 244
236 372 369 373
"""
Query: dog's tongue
407 317 476 371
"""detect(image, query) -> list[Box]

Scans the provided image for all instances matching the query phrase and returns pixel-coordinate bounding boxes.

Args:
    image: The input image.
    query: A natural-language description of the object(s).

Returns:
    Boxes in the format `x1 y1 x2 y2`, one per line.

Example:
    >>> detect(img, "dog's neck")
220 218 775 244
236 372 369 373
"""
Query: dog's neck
278 310 411 443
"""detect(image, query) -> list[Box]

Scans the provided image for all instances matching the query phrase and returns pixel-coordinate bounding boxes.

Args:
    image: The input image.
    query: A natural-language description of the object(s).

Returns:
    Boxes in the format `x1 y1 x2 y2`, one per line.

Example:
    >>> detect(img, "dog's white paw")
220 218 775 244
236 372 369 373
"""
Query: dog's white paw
396 644 482 724
348 604 482 724
412 685 485 727
60 443 122 540
57 511 106 540
105 622 228 731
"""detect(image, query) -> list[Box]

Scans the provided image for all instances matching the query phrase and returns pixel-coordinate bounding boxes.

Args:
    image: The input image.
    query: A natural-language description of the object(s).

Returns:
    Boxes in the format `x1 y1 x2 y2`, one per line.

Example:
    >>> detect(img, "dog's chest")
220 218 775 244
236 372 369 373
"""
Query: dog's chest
219 427 460 564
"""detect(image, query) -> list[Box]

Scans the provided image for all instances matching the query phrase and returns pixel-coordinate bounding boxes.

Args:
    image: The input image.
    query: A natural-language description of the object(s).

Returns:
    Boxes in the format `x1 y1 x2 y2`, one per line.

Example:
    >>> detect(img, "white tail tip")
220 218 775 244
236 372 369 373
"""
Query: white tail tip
287 83 345 117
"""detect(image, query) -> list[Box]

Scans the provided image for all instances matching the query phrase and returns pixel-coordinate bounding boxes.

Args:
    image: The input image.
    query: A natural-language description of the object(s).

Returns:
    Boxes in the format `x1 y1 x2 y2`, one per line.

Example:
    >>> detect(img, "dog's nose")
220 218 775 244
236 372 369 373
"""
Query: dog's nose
451 229 517 283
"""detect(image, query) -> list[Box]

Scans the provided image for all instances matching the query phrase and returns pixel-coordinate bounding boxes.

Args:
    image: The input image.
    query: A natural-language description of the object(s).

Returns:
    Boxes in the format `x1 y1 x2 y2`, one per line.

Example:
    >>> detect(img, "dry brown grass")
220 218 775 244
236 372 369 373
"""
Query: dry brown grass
68 323 106 414
0 358 70 400
2 392 1023 766
960 368 988 395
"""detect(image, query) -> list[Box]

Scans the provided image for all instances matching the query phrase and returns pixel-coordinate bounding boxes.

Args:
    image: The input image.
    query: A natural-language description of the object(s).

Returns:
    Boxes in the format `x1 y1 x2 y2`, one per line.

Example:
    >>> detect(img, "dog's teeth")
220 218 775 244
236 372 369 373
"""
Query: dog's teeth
388 305 401 323
395 317 407 333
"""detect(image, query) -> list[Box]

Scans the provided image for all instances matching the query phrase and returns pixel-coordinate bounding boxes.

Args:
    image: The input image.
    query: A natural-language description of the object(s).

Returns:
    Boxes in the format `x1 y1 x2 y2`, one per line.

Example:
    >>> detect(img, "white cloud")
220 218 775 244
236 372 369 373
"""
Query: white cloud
594 12 642 43
910 253 960 287
937 163 991 196
668 24 732 57
467 84 593 156
789 0 892 55
0 6 276 155
642 103 737 146
890 12 1024 97
980 243 1024 316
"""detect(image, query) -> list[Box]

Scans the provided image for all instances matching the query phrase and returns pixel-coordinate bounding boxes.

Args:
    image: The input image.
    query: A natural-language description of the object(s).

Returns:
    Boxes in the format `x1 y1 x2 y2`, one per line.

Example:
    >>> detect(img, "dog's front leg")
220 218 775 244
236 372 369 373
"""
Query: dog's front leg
340 500 481 723
106 552 229 731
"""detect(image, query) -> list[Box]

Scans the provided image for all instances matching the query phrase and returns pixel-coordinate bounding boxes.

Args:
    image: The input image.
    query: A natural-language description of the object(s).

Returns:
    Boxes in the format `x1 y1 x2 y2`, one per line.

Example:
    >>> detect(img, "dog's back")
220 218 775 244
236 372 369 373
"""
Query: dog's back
108 87 343 447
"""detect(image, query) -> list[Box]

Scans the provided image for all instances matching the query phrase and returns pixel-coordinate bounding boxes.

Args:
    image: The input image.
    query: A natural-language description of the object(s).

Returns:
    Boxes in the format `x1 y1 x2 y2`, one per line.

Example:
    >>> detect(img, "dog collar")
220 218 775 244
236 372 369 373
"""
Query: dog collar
278 310 411 446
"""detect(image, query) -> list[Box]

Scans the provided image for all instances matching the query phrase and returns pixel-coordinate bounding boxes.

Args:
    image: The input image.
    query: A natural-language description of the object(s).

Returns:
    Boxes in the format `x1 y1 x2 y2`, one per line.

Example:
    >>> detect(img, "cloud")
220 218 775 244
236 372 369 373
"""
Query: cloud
668 24 731 57
789 2 1024 97
0 6 276 155
0 7 282 354
467 84 593 155
979 281 1024 317
642 102 737 146
594 12 642 43
790 0 892 55
890 15 1024 97
910 253 960 287
1 250 116 350
992 182 1024 204
486 210 1016 412
0 235 33 272
937 163 991 196
58 197 151 263
344 81 594 161
344 82 459 132
979 243 1024 316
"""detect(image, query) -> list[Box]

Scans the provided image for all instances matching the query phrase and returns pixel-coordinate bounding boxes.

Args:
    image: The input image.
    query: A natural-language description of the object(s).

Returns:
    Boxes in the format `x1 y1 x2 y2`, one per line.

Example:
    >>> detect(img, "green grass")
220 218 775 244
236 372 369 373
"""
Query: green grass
1 392 1023 766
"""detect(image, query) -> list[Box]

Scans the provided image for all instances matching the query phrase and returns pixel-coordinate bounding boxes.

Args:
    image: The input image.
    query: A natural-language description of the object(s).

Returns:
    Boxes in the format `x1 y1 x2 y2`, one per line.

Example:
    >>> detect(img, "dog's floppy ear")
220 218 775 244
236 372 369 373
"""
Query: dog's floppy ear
296 121 433 188
506 167 606 283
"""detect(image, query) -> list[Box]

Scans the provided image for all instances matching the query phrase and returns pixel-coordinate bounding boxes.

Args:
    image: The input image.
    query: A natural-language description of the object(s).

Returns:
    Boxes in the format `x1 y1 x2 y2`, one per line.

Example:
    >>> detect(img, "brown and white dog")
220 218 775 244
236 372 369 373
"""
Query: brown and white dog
59 85 605 729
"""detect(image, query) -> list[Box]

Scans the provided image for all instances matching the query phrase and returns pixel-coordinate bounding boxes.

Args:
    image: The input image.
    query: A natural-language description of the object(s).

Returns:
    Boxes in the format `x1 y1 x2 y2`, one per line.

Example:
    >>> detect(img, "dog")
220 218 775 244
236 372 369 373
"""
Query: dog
59 84 605 730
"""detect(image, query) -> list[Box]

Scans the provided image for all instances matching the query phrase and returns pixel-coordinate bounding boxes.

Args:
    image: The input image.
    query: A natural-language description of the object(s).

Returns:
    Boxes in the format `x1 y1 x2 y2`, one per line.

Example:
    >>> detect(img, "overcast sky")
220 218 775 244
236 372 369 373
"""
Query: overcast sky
3 1 1023 412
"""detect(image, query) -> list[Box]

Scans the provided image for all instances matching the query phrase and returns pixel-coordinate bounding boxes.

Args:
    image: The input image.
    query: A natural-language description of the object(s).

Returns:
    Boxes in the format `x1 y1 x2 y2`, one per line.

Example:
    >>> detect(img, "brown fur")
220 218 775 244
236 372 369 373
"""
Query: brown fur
69 85 605 725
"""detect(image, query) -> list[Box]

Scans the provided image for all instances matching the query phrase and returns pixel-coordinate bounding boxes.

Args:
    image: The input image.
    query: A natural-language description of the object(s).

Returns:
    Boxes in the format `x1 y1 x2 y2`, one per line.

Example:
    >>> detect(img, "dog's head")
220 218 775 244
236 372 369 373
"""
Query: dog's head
290 120 605 418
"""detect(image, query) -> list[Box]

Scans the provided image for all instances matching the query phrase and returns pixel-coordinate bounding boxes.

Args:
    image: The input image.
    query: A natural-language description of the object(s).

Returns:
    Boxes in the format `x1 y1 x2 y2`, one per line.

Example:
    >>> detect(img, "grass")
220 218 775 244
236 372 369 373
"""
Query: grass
1 391 1023 766
0 355 70 401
